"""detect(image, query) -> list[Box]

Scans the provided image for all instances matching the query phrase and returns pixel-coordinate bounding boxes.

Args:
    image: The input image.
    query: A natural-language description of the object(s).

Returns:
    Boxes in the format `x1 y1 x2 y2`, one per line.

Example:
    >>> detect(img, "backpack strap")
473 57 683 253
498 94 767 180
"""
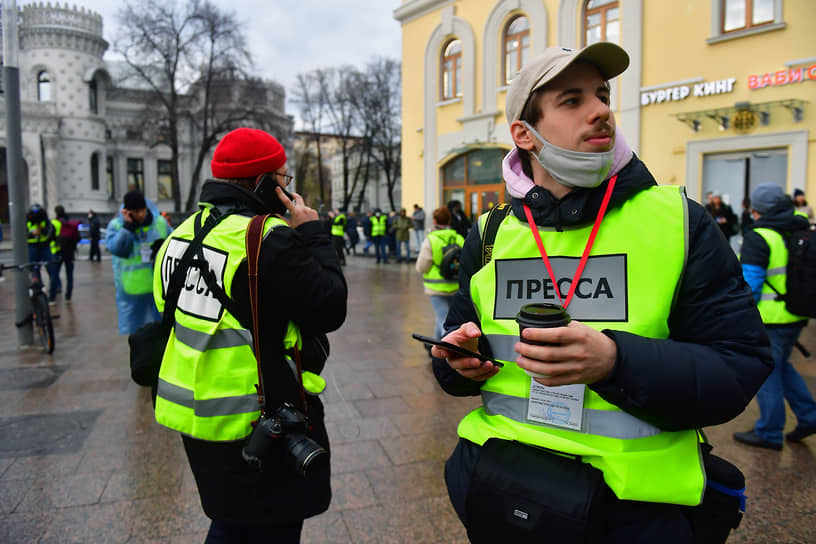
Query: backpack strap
480 203 512 268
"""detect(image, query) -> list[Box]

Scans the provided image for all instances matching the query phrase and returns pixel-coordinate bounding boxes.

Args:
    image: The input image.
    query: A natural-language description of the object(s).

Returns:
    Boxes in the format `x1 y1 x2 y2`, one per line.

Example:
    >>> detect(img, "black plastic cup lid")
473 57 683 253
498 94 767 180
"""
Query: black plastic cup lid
518 303 567 320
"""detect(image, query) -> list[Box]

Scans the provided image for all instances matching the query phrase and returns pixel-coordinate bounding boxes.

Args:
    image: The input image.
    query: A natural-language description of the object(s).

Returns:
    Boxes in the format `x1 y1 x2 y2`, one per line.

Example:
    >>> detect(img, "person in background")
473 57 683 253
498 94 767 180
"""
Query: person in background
734 183 816 450
740 197 754 236
447 200 471 238
705 192 738 242
105 190 171 335
87 210 102 262
54 205 80 302
793 189 814 223
160 210 173 228
385 211 398 260
345 211 360 256
370 209 388 264
329 208 347 265
416 206 464 340
394 208 413 262
26 204 56 288
412 204 426 257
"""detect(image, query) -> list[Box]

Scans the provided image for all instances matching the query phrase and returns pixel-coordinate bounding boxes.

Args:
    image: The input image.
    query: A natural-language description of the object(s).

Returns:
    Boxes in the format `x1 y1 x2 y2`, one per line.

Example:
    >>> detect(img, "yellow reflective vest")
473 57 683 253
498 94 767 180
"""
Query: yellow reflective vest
422 228 464 293
371 215 387 236
753 227 807 325
27 219 50 245
153 209 322 441
50 219 61 255
461 185 705 506
331 213 346 237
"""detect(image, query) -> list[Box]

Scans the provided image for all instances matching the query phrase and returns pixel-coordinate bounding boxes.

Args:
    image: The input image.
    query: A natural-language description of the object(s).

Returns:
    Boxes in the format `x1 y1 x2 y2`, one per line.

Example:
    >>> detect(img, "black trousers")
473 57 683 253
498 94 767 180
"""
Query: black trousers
205 520 303 544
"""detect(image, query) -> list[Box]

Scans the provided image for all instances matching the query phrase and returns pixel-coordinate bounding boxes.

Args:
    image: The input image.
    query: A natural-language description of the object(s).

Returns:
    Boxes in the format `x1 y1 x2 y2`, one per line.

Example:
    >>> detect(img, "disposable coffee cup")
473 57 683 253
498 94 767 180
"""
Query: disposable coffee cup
516 303 570 378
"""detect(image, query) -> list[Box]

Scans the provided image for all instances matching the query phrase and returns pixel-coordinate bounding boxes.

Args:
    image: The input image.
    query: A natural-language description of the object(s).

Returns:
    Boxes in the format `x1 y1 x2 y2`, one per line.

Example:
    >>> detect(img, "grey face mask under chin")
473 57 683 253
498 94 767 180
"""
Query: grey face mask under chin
522 121 614 189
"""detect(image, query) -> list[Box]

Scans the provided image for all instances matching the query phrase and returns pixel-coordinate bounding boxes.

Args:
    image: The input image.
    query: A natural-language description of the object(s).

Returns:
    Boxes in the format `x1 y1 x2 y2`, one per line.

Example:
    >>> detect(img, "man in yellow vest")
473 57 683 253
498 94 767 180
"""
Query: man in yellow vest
329 208 346 265
431 43 772 542
153 127 347 543
734 183 816 450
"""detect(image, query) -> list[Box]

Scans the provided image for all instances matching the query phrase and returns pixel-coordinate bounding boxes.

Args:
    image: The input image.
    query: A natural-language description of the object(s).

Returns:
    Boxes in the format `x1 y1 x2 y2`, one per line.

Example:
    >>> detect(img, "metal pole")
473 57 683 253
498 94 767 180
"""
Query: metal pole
3 0 34 346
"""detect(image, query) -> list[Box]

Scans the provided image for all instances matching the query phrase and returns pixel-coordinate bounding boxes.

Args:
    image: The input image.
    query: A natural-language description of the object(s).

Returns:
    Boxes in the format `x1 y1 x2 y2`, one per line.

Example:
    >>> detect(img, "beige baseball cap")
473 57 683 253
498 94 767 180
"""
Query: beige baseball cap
505 42 630 124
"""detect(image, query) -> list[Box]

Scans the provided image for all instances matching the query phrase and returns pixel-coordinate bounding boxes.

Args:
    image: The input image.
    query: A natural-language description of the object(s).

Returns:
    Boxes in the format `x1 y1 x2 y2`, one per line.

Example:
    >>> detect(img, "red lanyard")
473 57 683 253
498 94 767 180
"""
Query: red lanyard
522 175 618 310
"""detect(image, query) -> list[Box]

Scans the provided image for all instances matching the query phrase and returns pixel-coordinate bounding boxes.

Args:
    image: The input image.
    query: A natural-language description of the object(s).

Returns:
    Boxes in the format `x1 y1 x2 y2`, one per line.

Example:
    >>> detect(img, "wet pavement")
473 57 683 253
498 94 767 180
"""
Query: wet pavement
0 247 814 543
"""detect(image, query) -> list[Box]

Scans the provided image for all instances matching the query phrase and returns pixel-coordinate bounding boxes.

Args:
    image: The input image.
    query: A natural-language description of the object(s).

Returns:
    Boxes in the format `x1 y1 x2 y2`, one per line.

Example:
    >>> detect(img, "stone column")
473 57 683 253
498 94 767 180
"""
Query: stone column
41 133 59 210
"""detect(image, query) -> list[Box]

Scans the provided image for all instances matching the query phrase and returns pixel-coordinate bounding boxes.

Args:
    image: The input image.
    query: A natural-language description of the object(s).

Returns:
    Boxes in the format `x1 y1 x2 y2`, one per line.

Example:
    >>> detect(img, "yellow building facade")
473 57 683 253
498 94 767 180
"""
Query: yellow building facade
394 0 815 218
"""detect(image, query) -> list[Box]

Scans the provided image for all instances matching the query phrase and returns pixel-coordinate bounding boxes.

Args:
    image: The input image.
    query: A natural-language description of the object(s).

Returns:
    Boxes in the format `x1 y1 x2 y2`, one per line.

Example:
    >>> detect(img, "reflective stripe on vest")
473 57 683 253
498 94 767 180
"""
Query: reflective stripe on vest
754 227 806 324
481 390 661 439
371 215 387 236
422 228 463 293
154 210 285 441
157 378 258 416
460 185 705 506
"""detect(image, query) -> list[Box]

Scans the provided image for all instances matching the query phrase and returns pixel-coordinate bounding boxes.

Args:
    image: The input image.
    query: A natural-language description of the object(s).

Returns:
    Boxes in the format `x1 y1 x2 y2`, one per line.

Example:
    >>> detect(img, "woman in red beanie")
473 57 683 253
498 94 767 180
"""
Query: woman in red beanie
152 127 347 543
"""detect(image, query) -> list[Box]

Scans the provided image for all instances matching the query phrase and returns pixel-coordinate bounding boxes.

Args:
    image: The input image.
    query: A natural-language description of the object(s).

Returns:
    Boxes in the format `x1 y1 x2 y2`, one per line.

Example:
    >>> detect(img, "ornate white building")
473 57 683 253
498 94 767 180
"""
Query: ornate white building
0 2 293 223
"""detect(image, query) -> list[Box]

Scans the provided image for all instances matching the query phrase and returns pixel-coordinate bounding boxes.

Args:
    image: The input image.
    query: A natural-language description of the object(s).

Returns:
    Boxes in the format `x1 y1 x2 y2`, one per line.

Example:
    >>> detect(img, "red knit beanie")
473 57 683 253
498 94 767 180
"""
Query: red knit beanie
211 127 286 180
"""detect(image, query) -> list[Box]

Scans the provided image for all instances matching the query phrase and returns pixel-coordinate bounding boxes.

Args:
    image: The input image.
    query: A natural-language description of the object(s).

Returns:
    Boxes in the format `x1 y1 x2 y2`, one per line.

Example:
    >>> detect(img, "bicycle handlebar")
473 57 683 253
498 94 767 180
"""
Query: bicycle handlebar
0 259 62 271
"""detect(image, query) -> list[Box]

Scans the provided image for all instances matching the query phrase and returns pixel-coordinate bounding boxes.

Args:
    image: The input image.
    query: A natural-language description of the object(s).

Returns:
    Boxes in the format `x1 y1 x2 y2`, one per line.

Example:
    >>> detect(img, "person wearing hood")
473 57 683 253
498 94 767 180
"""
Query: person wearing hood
105 190 171 335
431 43 771 542
733 183 816 450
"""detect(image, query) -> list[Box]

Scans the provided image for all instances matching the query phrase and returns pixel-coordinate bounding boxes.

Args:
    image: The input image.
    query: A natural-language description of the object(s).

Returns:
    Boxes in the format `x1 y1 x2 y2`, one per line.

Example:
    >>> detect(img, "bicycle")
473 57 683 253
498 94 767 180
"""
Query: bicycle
0 260 56 354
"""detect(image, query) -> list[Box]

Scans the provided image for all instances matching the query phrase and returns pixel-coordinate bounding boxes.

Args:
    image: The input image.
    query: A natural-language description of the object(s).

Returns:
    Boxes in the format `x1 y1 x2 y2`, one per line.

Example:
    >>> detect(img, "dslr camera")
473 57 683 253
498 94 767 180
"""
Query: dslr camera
242 402 328 479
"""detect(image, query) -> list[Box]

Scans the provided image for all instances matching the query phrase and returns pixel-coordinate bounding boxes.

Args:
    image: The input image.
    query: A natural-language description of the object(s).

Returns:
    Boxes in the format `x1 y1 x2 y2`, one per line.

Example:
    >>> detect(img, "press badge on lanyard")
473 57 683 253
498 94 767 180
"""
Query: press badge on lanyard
140 241 153 263
522 175 618 431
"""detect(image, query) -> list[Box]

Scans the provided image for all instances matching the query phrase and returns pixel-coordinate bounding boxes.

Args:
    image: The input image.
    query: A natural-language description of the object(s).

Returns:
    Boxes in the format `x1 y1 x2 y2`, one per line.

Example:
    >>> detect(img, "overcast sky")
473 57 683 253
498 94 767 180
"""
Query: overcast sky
71 0 403 128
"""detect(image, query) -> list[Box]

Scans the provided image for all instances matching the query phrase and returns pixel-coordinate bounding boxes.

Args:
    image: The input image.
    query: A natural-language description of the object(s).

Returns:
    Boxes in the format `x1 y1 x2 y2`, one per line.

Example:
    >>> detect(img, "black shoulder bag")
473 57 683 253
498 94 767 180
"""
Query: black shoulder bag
128 208 230 388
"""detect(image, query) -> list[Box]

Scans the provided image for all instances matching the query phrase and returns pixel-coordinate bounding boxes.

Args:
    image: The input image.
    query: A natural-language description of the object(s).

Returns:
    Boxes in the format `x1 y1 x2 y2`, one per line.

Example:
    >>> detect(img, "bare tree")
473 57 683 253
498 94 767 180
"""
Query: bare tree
318 67 359 211
365 58 402 211
292 73 328 207
116 0 278 212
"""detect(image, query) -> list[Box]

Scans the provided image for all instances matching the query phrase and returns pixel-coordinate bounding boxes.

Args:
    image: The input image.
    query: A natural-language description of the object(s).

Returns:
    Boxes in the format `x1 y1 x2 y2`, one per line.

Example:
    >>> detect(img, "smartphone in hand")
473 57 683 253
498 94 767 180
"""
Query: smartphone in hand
411 333 503 367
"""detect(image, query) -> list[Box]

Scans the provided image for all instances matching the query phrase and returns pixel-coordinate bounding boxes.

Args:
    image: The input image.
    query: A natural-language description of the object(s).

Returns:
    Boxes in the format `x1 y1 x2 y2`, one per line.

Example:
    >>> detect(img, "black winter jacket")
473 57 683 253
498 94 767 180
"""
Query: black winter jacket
176 180 347 526
433 155 772 432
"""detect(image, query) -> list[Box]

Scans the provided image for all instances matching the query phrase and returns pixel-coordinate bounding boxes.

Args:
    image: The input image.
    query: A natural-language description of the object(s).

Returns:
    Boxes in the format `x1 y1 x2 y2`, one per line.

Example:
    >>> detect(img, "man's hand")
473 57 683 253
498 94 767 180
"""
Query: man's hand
515 320 617 387
432 322 500 382
277 186 318 228
120 209 137 231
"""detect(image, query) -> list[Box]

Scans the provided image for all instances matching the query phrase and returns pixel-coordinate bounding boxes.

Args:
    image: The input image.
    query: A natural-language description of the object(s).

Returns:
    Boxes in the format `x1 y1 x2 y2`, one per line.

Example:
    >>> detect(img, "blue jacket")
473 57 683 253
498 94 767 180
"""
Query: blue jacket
105 199 171 333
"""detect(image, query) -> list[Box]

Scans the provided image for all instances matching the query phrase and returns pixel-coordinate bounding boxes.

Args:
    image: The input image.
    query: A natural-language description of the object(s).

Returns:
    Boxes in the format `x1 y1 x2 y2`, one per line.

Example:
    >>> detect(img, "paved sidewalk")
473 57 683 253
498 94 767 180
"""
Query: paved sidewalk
0 253 814 543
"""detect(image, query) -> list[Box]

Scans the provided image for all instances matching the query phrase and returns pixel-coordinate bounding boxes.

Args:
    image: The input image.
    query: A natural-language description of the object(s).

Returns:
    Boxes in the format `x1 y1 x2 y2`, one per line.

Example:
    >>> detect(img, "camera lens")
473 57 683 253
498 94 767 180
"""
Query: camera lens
285 434 329 479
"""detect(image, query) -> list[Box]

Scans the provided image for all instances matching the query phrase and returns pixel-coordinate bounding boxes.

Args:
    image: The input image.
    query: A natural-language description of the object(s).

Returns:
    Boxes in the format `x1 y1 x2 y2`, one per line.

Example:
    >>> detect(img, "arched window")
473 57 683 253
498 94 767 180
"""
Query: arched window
503 16 530 85
441 39 463 100
584 0 619 46
442 148 508 218
37 71 51 101
89 79 98 114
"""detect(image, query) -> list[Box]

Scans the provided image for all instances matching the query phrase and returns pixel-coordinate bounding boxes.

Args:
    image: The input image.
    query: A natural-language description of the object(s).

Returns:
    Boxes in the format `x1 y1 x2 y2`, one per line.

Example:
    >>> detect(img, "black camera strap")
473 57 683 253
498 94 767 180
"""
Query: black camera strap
162 208 231 328
245 214 308 414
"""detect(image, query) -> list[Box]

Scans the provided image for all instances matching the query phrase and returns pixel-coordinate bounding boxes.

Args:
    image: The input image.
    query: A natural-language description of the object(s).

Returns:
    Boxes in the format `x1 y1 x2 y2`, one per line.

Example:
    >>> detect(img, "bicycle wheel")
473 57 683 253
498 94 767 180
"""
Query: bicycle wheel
31 292 55 354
